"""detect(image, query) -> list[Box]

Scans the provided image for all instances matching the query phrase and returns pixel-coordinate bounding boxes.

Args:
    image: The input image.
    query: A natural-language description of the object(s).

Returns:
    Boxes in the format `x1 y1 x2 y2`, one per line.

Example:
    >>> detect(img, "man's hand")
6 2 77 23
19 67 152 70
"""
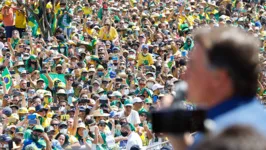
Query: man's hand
40 132 49 141
109 118 114 125
75 103 80 114
95 99 100 108
20 92 26 98
143 124 149 131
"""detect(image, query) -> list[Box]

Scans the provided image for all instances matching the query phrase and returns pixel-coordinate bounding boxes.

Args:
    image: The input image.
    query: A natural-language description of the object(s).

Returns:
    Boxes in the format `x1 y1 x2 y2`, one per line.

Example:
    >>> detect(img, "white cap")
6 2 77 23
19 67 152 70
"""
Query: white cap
110 91 122 97
152 84 164 91
133 97 143 104
21 70 27 74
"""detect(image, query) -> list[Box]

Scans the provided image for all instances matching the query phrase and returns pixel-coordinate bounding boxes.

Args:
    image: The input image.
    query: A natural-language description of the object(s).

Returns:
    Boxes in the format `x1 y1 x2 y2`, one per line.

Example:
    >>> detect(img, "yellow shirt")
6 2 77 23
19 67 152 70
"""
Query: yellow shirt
98 26 118 41
137 53 154 67
15 10 26 28
181 15 194 25
85 27 97 37
55 3 61 14
42 117 52 128
0 57 3 64
69 135 79 144
82 7 92 15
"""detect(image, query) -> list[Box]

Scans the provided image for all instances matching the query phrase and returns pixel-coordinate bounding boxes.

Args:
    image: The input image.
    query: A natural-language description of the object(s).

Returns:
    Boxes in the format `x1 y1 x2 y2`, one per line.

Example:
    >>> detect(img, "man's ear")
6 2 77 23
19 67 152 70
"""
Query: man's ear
212 69 230 88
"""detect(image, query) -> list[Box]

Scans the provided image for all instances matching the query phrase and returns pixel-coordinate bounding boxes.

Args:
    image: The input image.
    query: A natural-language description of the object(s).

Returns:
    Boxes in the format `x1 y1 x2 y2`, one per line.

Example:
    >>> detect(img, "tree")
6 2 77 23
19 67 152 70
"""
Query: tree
17 0 58 38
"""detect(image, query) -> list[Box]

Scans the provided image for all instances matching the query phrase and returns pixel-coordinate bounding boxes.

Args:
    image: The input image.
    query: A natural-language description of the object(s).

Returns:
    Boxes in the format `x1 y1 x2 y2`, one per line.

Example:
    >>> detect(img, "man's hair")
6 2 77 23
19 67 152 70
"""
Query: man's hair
32 96 41 101
193 27 260 98
121 123 131 131
51 118 59 123
196 125 266 150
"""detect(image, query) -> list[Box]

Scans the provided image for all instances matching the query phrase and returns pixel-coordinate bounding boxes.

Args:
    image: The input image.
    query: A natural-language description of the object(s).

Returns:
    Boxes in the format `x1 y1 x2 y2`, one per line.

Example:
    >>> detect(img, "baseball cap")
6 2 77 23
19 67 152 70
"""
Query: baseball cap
2 107 12 117
142 44 149 49
152 84 164 91
33 125 44 132
45 126 55 133
110 91 122 97
133 97 143 104
93 80 100 85
18 107 28 114
0 135 11 142
59 122 68 128
112 47 120 51
145 98 153 104
37 78 45 83
77 123 86 129
28 107 36 112
124 99 133 106
15 127 24 134
109 111 119 118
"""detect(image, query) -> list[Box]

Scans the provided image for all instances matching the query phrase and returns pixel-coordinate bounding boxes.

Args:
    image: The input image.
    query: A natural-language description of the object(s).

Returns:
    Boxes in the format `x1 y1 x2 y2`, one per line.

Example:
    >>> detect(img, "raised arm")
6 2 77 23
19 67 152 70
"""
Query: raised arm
71 104 80 135
45 70 54 89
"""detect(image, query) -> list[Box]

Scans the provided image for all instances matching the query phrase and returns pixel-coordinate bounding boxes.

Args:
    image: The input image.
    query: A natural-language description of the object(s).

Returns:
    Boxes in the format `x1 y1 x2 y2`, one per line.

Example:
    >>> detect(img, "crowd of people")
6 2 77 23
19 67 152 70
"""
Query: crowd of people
0 0 265 149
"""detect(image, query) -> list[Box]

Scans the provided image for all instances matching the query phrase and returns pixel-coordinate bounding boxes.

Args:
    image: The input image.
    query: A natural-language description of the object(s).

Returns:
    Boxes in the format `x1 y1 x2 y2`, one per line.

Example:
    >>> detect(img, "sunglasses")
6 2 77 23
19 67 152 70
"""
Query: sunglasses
51 124 59 126
59 125 68 129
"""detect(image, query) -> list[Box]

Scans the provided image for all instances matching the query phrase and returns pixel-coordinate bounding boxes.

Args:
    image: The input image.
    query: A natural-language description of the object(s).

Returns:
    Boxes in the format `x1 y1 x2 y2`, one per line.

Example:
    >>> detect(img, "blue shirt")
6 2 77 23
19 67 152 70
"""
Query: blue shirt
22 137 46 150
207 96 252 120
191 96 266 149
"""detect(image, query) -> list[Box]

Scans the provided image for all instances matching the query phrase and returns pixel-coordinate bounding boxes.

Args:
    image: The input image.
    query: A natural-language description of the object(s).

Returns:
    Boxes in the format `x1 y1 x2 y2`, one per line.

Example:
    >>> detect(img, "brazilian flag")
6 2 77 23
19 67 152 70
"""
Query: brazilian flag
0 67 12 90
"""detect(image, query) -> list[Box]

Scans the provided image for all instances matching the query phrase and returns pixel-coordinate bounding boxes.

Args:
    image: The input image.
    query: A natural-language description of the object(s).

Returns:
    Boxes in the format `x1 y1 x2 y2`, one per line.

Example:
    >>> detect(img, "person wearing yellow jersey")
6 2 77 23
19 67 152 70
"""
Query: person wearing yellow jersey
137 45 154 67
15 7 26 37
67 104 80 136
83 21 97 38
37 106 51 128
183 7 195 26
82 3 92 17
198 5 209 21
98 20 118 42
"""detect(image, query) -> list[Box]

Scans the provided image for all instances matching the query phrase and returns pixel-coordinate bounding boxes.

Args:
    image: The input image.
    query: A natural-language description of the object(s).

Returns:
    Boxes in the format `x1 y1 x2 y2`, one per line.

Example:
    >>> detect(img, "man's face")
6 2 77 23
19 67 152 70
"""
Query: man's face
142 48 148 54
37 81 45 89
134 102 143 109
186 43 216 106
32 130 42 141
59 101 67 107
140 114 147 122
67 118 74 127
20 81 27 89
12 96 19 104
56 67 63 74
47 131 55 140
34 98 42 106
51 121 60 130
125 106 132 113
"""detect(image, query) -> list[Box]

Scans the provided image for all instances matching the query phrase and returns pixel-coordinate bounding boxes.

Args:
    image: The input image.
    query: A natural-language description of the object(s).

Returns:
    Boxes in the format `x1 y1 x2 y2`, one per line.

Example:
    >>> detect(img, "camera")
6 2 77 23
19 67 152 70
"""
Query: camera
152 81 206 134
